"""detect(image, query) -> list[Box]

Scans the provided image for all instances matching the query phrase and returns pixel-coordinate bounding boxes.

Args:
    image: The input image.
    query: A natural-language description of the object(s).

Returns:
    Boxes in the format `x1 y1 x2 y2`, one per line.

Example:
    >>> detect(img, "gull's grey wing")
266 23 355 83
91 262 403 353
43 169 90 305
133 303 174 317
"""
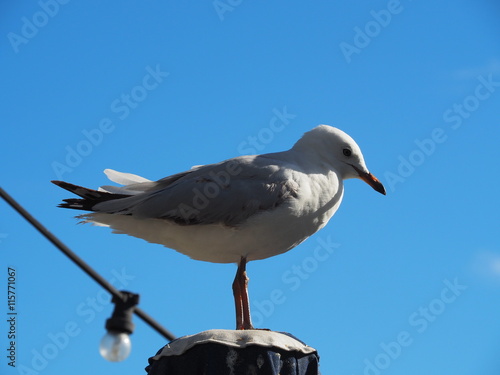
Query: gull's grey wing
93 155 300 226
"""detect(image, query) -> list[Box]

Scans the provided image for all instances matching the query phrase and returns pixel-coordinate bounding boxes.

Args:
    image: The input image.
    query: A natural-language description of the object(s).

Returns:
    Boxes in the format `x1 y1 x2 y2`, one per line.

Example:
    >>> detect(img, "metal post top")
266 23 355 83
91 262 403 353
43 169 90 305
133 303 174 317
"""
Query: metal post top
146 329 320 375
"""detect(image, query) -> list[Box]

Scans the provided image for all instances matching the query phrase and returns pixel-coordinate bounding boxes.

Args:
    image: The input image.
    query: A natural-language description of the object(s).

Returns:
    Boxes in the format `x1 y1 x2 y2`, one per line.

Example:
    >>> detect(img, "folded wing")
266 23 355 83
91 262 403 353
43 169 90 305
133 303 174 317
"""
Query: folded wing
53 155 300 227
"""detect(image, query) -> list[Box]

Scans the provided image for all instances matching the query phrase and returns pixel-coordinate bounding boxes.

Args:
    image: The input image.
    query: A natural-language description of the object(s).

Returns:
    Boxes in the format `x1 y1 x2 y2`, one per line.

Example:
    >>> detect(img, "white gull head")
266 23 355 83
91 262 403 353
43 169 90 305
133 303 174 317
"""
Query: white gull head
292 125 386 194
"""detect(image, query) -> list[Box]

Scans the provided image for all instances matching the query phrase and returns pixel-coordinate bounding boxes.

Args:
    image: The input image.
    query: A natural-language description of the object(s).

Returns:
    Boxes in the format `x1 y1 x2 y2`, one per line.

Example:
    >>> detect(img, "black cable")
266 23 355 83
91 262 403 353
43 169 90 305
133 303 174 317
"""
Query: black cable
0 187 176 342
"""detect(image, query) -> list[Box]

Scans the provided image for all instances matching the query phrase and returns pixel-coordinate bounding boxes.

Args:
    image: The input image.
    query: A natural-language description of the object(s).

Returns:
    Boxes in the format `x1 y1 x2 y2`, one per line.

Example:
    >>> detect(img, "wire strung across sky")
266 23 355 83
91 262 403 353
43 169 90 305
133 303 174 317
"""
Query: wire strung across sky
0 187 176 342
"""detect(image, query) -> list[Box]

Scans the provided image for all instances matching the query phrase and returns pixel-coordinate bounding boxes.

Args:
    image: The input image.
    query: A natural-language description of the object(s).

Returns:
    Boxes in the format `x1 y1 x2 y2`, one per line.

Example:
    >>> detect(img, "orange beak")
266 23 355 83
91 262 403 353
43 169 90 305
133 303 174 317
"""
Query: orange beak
352 165 386 195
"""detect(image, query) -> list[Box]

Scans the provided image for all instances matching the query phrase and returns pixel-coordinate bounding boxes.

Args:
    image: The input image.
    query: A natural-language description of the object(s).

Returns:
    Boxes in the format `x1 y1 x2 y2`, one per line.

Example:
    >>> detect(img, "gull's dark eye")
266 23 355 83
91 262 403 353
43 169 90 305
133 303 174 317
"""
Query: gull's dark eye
343 148 352 157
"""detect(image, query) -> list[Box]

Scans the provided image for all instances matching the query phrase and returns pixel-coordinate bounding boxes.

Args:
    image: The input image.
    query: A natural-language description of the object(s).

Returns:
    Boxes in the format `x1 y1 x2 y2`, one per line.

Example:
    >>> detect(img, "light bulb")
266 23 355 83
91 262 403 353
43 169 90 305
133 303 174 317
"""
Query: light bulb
99 331 131 362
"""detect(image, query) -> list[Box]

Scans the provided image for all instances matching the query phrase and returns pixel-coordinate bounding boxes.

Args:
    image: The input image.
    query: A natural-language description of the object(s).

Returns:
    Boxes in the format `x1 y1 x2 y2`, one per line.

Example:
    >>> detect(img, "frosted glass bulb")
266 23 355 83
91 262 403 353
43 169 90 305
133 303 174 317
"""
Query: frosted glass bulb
99 331 131 362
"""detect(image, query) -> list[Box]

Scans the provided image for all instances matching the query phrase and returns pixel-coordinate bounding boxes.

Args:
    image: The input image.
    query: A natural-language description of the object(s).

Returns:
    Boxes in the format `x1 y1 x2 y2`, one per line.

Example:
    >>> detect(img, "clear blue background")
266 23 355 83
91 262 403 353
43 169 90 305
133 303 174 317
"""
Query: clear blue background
2 1 500 374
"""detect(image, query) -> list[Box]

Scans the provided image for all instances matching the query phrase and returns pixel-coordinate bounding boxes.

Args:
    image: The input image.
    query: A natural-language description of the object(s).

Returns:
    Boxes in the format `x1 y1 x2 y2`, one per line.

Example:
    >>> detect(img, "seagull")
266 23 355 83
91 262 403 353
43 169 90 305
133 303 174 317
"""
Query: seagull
52 125 385 330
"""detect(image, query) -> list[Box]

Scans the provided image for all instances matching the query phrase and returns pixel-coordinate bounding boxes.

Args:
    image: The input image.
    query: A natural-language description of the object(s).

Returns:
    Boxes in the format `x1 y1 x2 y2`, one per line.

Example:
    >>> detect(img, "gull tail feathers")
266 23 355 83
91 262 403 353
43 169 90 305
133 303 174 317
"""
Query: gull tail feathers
99 169 156 195
104 169 151 185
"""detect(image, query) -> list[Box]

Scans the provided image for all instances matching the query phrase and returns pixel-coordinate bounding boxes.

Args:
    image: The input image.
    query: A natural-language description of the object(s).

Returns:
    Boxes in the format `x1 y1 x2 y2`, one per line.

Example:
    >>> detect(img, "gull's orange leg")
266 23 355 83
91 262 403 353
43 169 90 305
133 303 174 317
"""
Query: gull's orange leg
232 256 254 330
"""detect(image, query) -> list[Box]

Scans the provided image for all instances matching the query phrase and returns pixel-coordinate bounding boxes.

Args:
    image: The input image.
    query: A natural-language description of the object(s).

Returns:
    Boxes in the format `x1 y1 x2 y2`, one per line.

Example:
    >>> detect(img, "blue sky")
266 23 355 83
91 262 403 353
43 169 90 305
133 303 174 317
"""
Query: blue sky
1 1 500 374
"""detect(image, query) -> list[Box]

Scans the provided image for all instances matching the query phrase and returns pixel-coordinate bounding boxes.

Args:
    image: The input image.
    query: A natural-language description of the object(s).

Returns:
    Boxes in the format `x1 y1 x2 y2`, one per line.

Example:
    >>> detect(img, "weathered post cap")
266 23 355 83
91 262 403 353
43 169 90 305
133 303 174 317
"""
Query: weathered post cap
146 329 320 374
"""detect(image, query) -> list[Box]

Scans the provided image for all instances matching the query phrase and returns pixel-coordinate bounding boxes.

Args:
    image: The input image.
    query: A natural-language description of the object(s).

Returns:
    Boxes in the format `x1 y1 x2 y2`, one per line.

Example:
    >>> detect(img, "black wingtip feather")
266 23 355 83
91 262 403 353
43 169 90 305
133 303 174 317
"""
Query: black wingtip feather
57 198 95 211
52 180 131 212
